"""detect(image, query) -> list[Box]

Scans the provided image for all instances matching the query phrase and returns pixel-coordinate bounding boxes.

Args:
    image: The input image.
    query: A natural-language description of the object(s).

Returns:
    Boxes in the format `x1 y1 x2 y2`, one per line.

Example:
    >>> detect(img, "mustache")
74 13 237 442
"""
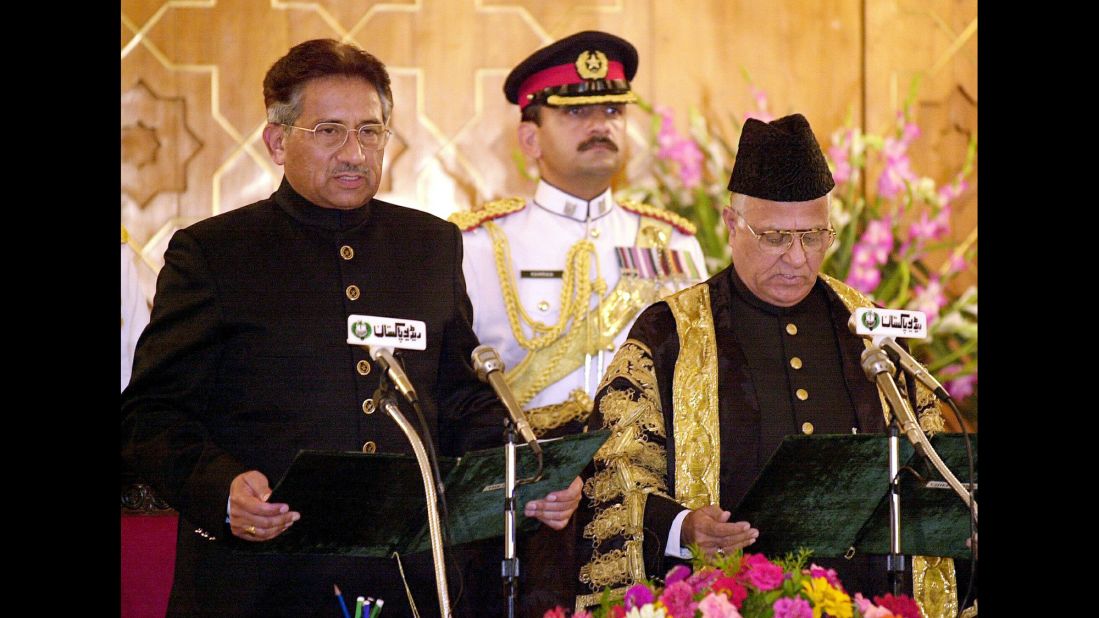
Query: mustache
578 136 619 152
332 164 372 175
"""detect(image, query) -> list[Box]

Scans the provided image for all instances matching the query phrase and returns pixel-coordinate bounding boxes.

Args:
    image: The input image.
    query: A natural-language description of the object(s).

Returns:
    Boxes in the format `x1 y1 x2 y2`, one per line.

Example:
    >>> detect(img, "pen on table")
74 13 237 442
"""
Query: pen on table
333 584 352 618
354 596 365 618
369 598 384 618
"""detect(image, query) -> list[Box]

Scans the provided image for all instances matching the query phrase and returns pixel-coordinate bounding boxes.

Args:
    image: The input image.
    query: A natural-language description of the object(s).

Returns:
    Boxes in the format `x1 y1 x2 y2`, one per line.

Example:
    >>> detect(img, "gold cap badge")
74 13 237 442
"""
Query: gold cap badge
575 50 609 79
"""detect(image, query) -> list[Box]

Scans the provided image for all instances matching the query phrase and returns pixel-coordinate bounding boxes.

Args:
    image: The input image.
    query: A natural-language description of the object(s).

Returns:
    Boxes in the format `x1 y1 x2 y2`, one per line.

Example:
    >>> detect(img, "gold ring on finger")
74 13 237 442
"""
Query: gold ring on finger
246 524 257 535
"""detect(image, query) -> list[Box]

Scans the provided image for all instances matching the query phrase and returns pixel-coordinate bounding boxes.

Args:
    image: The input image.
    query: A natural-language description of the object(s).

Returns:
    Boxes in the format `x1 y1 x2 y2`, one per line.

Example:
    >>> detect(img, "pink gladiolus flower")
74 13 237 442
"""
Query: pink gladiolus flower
697 592 743 618
878 136 917 200
863 219 895 263
938 178 969 207
543 607 568 618
658 581 698 618
573 612 594 618
911 276 946 323
829 143 852 185
610 606 627 618
737 553 785 591
654 106 704 189
772 597 813 618
744 87 774 123
945 373 978 400
845 245 882 293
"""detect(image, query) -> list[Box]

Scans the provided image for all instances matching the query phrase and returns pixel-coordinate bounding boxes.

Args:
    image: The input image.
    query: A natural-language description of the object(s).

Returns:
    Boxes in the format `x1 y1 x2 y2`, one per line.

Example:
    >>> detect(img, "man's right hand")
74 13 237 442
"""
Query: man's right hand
228 470 300 542
681 505 758 558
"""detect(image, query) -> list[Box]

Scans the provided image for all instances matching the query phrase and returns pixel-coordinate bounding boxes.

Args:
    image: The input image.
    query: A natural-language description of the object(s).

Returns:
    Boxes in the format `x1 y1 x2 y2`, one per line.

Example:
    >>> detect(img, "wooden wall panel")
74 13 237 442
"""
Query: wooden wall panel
121 0 977 298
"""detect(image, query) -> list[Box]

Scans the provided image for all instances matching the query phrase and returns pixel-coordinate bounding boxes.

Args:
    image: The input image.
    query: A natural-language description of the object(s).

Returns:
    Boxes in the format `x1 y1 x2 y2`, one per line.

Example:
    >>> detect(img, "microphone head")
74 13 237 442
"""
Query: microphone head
471 345 505 382
368 345 395 365
860 346 895 379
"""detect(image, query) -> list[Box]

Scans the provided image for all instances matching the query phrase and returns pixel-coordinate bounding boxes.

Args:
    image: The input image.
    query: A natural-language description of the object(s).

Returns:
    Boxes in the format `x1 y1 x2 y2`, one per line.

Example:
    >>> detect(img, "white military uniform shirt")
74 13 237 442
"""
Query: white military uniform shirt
459 180 707 411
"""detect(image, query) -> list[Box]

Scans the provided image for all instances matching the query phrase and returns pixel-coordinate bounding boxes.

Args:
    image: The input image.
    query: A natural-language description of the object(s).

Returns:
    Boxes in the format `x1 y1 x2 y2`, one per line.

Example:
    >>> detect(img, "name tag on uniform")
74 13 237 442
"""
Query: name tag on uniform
521 270 564 279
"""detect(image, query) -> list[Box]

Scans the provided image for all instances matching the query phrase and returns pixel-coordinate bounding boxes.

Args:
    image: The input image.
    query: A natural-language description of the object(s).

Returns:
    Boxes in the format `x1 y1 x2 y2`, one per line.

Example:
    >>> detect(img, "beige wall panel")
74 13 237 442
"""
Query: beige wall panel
651 0 862 149
121 0 975 297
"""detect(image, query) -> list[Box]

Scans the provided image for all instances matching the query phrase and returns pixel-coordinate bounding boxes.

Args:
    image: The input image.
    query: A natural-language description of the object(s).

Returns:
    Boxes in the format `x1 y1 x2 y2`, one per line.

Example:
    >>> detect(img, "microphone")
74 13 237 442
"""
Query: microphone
847 308 951 401
470 345 542 456
860 346 926 455
370 346 419 405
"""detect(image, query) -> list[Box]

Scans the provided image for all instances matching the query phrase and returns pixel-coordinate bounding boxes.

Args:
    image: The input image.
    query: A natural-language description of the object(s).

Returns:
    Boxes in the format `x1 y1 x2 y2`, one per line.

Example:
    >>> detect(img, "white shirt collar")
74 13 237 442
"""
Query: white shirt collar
533 180 616 223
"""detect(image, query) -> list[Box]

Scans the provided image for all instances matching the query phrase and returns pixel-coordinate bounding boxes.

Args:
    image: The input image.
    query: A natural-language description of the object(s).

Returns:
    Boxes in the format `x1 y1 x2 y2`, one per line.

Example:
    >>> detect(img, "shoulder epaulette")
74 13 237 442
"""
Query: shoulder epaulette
448 197 526 231
618 199 696 235
121 225 129 244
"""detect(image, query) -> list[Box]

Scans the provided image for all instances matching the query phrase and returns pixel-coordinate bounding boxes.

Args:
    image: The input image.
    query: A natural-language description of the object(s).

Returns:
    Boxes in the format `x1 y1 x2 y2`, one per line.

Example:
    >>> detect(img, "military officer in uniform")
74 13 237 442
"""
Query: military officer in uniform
450 30 707 610
451 30 707 439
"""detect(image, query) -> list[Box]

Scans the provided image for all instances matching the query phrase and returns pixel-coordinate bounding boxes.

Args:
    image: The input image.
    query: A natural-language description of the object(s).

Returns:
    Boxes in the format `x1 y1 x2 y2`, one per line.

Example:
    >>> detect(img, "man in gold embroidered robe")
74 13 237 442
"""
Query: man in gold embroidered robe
580 114 961 616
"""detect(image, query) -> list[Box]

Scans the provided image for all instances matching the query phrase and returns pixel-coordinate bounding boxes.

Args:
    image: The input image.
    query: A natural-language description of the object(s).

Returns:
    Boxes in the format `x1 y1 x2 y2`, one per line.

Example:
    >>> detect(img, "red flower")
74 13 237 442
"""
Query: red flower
873 593 921 618
711 576 748 608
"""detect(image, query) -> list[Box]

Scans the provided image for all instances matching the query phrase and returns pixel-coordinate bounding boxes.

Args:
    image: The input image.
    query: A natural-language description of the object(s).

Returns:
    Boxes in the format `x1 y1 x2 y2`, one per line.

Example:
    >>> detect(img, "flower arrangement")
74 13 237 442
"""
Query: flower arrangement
618 82 978 423
544 549 921 618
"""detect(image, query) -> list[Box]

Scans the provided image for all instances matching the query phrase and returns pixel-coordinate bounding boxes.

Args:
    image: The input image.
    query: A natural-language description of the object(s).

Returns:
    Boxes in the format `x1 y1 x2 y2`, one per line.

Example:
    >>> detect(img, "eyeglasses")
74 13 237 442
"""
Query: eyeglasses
283 122 391 151
735 210 836 255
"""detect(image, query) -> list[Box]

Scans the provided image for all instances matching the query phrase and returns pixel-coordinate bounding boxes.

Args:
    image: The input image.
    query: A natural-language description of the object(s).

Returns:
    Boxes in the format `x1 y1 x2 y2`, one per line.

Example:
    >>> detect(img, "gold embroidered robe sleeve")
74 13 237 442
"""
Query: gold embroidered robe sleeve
579 338 671 599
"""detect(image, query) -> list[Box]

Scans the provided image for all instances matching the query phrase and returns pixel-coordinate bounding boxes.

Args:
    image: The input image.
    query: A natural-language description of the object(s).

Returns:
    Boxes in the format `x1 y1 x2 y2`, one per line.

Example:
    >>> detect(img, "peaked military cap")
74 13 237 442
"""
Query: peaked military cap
504 30 639 111
728 113 835 202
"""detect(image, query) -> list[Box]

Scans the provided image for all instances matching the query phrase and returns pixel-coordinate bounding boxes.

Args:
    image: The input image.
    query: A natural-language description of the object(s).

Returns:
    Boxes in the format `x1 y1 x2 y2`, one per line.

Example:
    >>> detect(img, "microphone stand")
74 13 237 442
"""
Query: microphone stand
861 344 979 598
862 345 915 596
501 418 543 618
374 377 452 618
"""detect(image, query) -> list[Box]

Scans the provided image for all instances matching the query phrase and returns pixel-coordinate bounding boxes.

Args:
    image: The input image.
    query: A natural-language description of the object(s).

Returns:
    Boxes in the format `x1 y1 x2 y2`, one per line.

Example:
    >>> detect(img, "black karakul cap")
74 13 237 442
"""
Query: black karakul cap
504 30 639 110
728 114 835 201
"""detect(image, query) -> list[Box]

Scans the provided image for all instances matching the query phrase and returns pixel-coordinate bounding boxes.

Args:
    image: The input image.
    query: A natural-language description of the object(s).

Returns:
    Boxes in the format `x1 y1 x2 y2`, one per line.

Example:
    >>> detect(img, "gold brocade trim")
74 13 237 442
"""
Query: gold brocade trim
121 224 129 244
447 197 525 231
959 600 978 618
577 537 647 590
546 92 638 107
584 503 628 543
583 460 668 504
619 199 697 236
912 556 959 618
598 340 660 408
584 490 646 545
582 342 671 592
526 389 593 435
666 283 721 508
506 275 661 406
575 586 627 612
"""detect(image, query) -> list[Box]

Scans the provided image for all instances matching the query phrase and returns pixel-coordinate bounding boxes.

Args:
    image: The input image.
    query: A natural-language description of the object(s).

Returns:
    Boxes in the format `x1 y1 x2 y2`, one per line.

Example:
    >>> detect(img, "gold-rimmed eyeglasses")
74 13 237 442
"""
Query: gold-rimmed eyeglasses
735 210 836 255
283 121 391 151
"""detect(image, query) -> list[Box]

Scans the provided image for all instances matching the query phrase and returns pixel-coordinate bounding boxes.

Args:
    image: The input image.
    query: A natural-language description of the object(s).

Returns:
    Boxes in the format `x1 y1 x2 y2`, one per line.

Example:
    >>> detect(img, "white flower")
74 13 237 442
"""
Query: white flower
626 604 667 618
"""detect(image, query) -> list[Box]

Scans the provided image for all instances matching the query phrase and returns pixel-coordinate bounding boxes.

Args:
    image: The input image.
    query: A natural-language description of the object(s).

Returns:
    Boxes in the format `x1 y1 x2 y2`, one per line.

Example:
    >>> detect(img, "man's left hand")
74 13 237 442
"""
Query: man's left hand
524 476 582 530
